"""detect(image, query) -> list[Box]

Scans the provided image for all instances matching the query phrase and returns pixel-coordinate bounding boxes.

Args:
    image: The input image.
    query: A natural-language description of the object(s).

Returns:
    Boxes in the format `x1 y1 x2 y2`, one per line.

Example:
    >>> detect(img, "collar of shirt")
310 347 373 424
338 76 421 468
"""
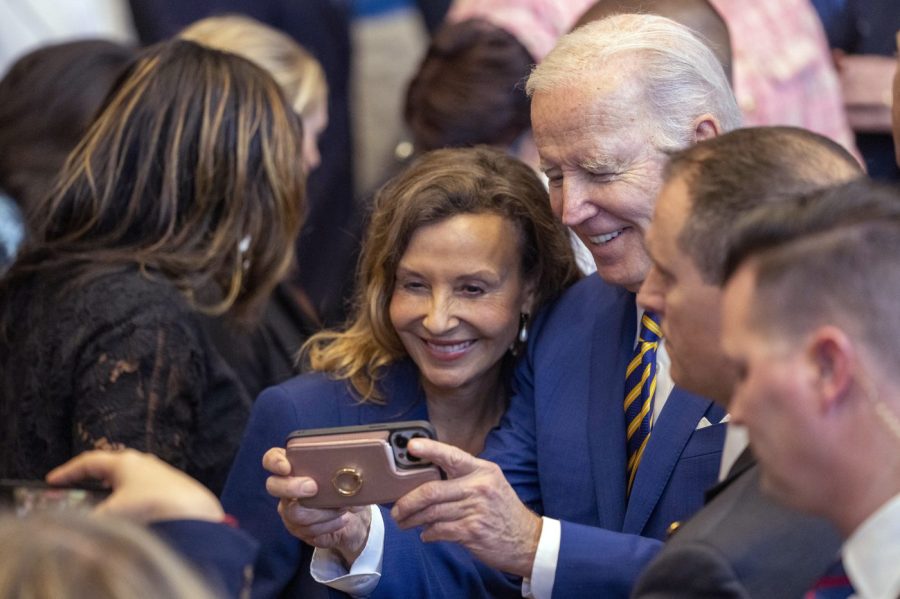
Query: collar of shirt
717 424 747 482
843 492 900 599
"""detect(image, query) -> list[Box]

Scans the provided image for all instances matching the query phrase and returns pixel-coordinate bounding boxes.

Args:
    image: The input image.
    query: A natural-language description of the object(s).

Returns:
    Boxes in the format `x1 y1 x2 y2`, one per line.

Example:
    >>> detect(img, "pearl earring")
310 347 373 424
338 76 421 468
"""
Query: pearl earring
518 312 530 344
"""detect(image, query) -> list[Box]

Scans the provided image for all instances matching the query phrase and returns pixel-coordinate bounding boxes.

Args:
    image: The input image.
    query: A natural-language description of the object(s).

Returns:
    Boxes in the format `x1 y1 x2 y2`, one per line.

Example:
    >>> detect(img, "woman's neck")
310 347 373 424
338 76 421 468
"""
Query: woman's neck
423 377 508 456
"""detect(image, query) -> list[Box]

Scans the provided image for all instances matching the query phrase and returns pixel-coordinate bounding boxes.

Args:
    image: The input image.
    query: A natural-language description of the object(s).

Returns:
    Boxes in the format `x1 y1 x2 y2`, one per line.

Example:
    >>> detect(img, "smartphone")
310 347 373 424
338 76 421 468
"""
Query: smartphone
285 420 442 508
0 479 110 517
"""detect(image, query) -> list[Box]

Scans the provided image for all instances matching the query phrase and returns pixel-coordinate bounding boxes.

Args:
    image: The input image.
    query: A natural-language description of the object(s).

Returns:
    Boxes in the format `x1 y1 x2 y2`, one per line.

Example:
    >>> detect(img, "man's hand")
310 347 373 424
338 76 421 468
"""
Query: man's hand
263 447 371 567
390 438 542 578
47 449 225 524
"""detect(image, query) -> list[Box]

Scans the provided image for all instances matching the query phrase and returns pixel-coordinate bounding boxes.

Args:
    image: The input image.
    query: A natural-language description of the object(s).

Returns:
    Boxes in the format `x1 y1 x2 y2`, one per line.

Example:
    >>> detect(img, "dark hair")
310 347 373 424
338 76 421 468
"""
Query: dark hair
405 19 533 152
0 39 136 213
304 146 581 401
721 180 900 373
664 126 862 284
724 179 900 282
3 40 305 321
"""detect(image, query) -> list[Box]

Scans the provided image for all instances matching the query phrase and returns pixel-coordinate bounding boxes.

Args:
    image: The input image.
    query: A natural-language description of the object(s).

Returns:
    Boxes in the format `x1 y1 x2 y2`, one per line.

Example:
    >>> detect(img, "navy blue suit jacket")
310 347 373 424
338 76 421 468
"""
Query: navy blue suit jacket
223 275 725 598
221 359 517 598
151 519 259 598
371 275 726 598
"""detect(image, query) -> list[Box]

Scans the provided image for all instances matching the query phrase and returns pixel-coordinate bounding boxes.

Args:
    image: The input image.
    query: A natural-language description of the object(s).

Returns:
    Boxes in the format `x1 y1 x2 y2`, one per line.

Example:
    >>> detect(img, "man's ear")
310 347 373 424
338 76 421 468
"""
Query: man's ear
692 113 721 143
806 325 856 413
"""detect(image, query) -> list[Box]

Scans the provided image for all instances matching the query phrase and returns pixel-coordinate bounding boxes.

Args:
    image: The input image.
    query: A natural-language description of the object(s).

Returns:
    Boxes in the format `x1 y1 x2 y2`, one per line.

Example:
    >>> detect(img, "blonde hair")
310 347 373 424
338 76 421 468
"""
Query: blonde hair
303 146 580 402
0 512 217 599
180 14 328 120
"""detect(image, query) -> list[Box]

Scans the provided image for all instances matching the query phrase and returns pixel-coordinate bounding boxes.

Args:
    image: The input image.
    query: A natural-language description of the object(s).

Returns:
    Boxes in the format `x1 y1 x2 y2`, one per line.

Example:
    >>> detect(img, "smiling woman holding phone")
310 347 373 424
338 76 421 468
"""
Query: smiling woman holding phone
221 146 579 597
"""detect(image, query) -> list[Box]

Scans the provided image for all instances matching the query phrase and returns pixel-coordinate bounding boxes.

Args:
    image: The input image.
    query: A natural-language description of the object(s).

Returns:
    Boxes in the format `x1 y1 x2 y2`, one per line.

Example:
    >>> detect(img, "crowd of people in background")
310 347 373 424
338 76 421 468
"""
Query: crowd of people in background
0 1 899 598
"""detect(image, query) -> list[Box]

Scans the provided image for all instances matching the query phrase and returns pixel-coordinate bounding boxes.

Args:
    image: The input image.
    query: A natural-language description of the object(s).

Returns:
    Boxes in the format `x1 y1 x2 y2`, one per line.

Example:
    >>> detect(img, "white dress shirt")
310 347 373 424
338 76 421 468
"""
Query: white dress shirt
843 492 900 599
717 423 747 482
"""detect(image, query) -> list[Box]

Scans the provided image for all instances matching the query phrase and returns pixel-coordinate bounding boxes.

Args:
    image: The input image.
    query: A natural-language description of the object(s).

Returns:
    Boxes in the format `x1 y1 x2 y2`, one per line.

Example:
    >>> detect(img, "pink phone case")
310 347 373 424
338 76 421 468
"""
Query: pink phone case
285 424 441 508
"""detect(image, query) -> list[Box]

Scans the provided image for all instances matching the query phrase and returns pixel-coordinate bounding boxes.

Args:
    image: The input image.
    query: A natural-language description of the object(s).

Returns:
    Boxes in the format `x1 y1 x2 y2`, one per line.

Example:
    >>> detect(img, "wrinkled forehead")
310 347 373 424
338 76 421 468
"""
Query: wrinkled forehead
532 85 658 169
531 66 649 134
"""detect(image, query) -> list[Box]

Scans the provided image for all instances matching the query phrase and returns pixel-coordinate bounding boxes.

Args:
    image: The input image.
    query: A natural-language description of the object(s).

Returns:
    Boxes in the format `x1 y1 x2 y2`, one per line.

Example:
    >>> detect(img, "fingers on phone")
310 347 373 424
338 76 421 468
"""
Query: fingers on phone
407 439 474 477
261 447 291 475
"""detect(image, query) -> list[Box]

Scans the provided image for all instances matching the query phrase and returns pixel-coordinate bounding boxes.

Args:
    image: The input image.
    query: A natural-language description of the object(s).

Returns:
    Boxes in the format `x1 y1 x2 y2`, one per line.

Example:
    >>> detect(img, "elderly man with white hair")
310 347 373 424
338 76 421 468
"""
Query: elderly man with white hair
264 13 742 599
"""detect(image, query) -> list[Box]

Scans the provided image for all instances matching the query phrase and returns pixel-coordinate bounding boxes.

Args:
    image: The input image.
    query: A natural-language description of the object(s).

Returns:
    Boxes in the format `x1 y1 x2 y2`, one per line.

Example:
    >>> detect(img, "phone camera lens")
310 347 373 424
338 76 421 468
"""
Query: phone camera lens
407 454 421 463
394 434 409 449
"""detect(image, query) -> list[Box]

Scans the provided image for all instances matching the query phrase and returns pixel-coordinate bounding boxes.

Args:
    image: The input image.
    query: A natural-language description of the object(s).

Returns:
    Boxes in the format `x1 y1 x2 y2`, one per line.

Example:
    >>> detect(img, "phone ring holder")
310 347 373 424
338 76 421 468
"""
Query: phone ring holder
332 467 363 496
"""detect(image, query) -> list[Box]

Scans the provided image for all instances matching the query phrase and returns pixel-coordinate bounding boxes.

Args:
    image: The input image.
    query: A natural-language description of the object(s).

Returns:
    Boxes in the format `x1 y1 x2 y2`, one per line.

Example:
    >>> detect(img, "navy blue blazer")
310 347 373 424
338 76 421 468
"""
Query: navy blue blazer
221 360 518 598
223 275 725 598
151 519 259 598
370 275 726 598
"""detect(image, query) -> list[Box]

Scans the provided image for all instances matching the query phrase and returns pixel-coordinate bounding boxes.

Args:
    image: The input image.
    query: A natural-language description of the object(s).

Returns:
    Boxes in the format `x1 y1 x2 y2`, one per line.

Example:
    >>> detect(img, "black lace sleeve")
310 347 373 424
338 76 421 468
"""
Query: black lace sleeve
67 275 250 492
72 311 206 468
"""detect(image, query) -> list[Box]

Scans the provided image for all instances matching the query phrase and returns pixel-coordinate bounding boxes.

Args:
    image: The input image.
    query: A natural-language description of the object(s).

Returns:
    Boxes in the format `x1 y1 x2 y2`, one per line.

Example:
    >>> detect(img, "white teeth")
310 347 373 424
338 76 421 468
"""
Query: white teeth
426 340 473 353
589 229 623 244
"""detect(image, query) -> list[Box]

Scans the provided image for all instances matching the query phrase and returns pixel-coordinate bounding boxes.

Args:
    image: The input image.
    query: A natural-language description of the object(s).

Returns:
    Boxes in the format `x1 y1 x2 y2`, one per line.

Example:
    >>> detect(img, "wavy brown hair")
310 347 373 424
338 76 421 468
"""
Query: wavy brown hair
4 40 305 321
303 146 580 402
0 39 136 214
405 19 533 152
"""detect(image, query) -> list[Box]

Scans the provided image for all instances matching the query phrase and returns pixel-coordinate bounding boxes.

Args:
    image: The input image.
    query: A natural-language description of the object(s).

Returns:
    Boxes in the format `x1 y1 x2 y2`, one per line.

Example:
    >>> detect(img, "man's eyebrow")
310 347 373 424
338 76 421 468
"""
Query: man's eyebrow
578 155 624 172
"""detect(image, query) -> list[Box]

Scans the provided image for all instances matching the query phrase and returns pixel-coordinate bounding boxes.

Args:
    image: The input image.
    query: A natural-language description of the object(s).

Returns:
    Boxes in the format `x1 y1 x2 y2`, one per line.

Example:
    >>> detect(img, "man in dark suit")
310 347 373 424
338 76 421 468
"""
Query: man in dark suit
632 126 862 598
722 179 900 599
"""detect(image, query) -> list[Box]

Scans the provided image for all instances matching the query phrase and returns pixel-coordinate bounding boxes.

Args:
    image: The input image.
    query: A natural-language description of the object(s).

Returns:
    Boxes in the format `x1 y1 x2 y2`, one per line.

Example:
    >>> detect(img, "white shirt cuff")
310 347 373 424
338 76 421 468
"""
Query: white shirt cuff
310 504 385 597
522 517 560 599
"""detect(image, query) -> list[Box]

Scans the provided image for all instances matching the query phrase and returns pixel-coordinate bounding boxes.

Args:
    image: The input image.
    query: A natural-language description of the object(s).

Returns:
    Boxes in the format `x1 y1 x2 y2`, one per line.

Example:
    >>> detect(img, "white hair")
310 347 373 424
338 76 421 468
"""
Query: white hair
526 13 741 151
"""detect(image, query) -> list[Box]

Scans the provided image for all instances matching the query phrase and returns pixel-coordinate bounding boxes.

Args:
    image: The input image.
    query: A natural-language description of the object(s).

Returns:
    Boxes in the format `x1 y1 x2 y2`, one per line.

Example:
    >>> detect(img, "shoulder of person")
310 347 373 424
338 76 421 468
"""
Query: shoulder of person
254 359 419 425
73 266 194 317
531 274 631 334
255 369 356 417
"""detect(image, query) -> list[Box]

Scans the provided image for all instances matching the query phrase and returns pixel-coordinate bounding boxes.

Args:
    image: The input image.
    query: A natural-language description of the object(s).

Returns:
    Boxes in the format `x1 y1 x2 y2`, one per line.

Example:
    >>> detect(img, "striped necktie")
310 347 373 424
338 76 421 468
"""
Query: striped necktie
625 312 662 495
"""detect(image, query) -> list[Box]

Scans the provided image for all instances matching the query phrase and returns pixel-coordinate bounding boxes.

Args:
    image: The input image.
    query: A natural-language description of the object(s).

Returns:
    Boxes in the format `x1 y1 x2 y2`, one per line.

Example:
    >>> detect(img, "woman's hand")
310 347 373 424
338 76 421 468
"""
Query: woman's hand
262 447 372 566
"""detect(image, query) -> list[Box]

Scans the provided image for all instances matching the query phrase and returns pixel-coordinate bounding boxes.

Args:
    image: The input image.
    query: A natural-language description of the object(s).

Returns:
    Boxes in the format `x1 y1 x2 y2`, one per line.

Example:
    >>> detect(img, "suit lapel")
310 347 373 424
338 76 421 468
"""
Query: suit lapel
622 387 714 533
704 446 756 503
586 287 636 531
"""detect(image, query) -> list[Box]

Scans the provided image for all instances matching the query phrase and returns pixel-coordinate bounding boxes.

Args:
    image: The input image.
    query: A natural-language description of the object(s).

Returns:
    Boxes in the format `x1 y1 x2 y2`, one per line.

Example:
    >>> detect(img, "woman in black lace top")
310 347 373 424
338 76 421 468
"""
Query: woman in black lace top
0 40 306 493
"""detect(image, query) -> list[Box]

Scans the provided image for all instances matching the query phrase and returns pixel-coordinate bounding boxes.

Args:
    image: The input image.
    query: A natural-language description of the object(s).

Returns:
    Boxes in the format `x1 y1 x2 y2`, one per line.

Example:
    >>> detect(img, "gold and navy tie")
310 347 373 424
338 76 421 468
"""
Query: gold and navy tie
625 312 662 495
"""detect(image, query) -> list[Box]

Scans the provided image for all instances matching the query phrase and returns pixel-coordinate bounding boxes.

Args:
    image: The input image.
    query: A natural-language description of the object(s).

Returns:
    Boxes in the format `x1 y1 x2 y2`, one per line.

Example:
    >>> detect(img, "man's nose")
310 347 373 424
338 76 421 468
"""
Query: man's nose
560 177 598 227
636 266 666 318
